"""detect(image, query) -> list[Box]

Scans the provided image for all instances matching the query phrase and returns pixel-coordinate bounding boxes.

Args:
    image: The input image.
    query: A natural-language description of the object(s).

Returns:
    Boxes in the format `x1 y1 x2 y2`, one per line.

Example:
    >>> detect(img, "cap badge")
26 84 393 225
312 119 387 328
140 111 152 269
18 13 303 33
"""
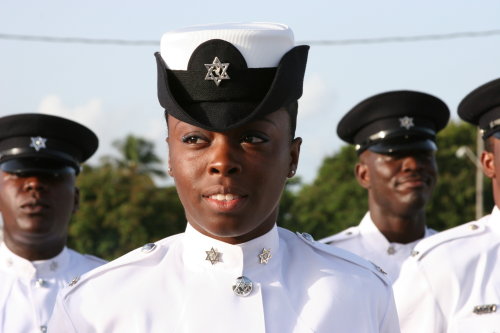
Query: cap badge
258 248 272 264
30 136 47 151
205 247 222 265
204 57 230 86
399 116 414 130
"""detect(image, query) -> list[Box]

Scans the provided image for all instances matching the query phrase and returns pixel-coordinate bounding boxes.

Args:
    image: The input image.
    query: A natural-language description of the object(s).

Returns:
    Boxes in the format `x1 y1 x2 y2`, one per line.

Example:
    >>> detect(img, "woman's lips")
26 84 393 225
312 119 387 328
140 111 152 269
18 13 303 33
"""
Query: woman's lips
203 193 247 211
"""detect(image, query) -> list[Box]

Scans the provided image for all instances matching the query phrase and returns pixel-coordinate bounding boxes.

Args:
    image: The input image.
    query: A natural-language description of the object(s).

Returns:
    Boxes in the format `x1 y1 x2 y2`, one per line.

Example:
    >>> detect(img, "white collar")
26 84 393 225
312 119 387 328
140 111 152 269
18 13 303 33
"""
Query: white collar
487 206 500 235
0 243 70 280
359 212 434 252
182 223 280 275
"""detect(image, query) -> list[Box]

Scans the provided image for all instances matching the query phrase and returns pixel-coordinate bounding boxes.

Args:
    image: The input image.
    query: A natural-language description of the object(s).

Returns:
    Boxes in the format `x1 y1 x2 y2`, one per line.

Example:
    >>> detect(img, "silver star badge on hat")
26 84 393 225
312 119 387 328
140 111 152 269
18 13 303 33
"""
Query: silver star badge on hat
30 136 47 151
205 247 222 265
204 57 230 86
399 116 414 130
258 248 272 264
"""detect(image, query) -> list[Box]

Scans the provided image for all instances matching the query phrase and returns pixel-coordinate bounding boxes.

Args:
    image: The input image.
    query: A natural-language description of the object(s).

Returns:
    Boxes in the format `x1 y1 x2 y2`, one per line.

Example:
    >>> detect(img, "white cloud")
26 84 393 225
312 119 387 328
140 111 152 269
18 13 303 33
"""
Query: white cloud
37 95 102 130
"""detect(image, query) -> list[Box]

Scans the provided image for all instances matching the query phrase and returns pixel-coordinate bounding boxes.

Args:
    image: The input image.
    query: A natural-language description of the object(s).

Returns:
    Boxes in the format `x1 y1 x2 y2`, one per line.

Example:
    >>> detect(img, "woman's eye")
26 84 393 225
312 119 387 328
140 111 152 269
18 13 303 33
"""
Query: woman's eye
181 135 206 144
241 134 267 144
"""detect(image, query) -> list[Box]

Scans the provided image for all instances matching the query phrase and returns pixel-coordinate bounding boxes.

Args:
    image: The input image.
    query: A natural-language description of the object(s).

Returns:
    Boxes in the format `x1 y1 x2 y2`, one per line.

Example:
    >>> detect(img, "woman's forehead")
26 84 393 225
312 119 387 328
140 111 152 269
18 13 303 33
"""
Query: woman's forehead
167 109 289 132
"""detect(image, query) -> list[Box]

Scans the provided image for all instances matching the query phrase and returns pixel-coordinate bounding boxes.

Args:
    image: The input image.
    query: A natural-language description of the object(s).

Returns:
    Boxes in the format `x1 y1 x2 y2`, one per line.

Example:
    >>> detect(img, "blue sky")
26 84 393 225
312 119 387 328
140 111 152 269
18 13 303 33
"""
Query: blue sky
1 0 499 183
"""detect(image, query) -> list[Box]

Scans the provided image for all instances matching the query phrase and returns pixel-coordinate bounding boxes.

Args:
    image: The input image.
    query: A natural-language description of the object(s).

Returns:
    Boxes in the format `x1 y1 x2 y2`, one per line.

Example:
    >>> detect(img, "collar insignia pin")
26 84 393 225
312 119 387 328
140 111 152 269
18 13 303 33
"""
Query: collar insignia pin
205 247 222 265
30 136 47 151
473 304 497 314
259 248 272 264
204 57 230 86
399 116 414 130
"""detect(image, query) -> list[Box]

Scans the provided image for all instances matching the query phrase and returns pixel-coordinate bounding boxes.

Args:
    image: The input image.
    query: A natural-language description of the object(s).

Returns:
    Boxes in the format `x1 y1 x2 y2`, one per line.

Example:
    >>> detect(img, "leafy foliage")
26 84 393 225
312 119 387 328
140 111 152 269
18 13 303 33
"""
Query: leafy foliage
67 136 185 260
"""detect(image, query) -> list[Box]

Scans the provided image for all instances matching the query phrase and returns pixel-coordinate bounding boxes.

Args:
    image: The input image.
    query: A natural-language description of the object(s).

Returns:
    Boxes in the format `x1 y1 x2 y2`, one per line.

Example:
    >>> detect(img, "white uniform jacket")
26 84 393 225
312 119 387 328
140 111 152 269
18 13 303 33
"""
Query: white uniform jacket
49 224 400 333
0 243 106 333
320 212 436 283
394 207 500 333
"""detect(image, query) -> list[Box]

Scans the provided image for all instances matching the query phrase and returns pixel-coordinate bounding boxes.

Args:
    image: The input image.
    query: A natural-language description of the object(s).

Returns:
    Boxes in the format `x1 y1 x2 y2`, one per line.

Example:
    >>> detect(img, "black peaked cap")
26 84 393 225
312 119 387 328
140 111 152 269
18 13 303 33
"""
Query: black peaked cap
458 78 500 138
337 90 450 154
0 113 98 174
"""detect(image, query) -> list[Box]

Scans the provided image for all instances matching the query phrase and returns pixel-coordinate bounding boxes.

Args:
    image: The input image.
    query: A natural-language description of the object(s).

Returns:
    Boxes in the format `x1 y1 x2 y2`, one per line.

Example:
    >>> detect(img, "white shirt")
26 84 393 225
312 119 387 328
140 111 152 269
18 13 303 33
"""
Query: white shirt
320 212 437 283
394 207 500 333
0 243 106 333
49 224 400 333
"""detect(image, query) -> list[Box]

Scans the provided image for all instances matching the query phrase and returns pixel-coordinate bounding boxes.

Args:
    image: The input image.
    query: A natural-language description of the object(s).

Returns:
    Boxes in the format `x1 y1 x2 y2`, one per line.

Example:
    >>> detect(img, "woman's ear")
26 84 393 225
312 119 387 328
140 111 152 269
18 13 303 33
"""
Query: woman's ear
288 137 302 178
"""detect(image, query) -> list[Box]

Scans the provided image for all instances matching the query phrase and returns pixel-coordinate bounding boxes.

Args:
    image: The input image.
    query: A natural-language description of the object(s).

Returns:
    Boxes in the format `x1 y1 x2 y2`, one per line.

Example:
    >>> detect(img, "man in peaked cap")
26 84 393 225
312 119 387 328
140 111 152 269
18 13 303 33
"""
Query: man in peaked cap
0 113 106 333
320 90 450 283
394 77 500 332
49 23 400 332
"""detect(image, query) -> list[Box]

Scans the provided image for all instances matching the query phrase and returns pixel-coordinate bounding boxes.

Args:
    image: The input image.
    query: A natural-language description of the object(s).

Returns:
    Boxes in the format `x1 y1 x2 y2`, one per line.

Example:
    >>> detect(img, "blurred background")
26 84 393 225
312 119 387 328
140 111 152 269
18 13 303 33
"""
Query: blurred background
1 0 499 258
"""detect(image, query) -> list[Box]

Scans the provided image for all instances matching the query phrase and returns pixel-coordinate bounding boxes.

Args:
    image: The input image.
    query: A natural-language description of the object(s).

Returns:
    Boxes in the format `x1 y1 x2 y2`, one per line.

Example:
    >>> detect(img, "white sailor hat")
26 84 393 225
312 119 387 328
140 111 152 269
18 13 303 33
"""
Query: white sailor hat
155 22 309 131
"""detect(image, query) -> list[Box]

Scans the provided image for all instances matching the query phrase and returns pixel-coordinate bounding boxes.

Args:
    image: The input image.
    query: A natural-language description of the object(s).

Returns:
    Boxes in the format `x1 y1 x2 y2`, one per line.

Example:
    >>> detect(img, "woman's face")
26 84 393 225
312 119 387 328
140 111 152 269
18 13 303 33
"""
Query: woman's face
167 109 301 244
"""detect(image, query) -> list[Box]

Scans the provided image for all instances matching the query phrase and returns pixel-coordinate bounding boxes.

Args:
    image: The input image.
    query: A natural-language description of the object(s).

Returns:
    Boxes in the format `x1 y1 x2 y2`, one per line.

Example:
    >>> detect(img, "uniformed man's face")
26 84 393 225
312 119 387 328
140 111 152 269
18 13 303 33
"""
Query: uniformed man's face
167 109 301 244
356 149 437 215
0 170 78 256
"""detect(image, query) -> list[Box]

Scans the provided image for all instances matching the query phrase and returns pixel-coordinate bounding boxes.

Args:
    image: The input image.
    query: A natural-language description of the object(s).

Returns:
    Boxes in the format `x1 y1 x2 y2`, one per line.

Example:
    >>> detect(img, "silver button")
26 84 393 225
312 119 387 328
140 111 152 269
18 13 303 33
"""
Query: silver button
141 243 156 253
233 276 253 296
411 250 419 257
469 224 479 231
387 246 396 255
68 276 80 287
35 278 47 288
301 232 314 242
40 325 47 332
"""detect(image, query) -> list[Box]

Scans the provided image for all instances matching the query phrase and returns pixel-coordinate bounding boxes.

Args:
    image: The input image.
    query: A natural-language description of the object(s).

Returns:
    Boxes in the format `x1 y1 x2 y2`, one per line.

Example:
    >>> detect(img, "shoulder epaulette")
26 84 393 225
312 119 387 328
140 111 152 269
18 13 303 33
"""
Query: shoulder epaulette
62 234 182 293
295 231 390 285
409 221 486 261
319 227 359 245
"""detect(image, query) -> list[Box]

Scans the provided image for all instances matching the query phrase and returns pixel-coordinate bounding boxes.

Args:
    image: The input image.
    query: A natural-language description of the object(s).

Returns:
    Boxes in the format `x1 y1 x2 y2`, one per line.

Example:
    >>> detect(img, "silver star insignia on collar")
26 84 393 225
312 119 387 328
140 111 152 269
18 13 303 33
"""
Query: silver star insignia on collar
258 248 272 264
204 57 230 86
205 247 222 265
399 116 414 130
30 136 47 151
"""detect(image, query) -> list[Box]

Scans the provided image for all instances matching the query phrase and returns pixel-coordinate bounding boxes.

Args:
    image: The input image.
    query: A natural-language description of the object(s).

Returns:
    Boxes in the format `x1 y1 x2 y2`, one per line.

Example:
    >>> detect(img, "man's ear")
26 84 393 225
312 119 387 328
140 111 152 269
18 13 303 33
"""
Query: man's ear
73 187 80 214
481 150 496 179
355 162 371 189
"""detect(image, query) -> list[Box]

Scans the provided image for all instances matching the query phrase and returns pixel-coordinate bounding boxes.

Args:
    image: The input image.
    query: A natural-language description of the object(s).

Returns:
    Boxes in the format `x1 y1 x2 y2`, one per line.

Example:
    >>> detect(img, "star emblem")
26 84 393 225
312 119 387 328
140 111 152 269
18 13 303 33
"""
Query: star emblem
204 57 230 86
232 276 253 296
399 116 414 130
30 136 47 151
205 247 221 265
258 248 272 264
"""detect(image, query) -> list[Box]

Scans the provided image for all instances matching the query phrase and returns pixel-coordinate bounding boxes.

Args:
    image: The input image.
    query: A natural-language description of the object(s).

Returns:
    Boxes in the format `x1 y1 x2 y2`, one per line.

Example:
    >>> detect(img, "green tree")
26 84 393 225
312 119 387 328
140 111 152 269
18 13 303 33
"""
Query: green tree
67 136 185 260
281 145 366 238
109 135 166 178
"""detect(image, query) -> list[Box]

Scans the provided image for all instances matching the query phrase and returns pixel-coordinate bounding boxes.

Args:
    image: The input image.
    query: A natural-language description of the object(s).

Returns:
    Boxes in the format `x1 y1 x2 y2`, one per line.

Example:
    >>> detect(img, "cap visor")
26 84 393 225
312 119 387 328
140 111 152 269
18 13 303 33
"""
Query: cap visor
0 158 76 175
368 139 437 154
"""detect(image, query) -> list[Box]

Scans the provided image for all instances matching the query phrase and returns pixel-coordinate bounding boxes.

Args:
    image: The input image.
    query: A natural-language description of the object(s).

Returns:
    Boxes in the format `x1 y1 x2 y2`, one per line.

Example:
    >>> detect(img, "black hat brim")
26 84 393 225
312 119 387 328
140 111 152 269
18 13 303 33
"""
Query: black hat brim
367 138 437 154
0 158 77 176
